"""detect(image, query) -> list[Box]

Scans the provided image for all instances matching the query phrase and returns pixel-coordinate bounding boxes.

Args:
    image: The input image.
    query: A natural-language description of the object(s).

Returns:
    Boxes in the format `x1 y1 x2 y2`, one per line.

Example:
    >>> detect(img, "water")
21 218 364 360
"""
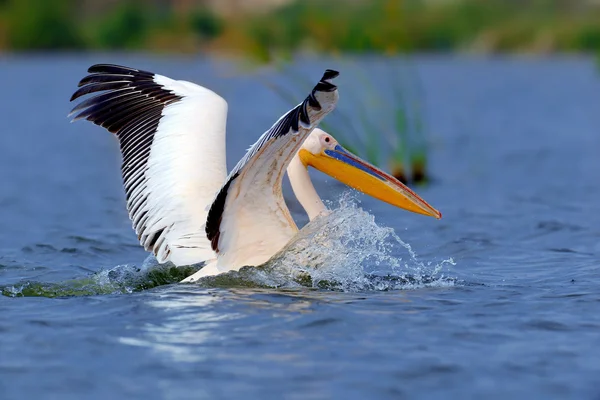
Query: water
1 54 599 399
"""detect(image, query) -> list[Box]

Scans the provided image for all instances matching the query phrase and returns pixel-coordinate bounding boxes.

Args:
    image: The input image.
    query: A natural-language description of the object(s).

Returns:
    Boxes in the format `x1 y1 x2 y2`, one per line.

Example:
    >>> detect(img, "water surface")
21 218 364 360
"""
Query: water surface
1 54 599 399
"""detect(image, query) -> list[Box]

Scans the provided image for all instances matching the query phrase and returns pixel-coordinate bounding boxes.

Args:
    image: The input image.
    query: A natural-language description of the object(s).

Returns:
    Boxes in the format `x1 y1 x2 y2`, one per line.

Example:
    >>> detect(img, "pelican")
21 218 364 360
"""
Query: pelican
70 64 441 282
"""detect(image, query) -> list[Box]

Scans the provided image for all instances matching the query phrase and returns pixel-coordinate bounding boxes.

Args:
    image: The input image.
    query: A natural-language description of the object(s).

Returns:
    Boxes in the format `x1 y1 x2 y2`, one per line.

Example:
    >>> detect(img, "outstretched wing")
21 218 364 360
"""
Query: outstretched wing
70 64 227 265
204 69 339 272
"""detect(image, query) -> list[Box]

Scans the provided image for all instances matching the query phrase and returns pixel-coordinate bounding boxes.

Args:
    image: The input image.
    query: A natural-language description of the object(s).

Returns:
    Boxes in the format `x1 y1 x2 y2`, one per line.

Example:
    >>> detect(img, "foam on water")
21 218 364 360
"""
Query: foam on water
2 194 456 297
1 260 200 298
199 193 457 291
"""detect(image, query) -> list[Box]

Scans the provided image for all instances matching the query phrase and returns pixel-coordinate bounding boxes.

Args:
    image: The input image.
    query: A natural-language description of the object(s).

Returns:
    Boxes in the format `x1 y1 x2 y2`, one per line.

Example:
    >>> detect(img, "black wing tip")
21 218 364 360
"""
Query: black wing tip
70 63 155 101
312 69 339 95
322 69 340 82
302 68 339 114
87 64 141 74
68 63 180 128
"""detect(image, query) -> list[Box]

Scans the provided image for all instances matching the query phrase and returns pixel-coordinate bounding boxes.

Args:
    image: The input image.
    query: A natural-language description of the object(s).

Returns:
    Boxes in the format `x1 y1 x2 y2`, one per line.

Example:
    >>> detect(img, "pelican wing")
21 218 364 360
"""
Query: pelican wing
70 64 227 265
205 69 339 271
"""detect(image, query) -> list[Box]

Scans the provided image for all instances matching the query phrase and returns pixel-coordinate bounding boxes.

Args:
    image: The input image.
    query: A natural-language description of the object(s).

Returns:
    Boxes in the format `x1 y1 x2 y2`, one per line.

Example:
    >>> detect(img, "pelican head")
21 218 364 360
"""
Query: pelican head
295 128 442 219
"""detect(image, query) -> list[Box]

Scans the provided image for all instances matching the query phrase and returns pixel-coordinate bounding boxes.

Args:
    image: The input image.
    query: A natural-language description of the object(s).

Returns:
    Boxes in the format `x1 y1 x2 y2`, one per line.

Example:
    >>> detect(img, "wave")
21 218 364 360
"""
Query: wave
1 259 200 298
3 194 456 297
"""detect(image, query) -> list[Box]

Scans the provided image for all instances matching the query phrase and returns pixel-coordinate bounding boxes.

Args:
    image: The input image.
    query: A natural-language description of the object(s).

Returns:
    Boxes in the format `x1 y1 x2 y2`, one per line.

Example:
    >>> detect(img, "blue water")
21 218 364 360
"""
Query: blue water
1 54 599 399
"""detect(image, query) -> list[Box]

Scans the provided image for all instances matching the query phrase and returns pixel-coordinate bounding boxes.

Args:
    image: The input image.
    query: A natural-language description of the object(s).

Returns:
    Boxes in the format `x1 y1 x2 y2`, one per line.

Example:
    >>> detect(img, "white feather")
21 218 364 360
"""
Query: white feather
143 74 227 265
193 72 339 280
71 66 228 266
71 65 339 282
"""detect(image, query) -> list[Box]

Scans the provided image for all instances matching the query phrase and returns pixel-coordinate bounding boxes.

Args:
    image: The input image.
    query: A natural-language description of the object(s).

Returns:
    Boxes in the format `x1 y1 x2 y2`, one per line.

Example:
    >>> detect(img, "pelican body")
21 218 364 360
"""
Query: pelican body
70 65 441 282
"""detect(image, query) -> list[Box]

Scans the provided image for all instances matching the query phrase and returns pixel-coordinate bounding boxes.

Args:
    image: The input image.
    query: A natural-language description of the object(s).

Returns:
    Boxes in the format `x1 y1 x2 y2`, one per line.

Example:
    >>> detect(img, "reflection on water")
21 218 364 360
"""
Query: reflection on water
119 288 230 363
119 286 335 364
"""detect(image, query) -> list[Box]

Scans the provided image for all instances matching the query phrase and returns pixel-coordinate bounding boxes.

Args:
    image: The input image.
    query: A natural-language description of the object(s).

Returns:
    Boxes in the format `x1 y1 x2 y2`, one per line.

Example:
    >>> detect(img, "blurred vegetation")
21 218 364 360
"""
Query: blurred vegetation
2 0 600 56
265 59 431 184
0 0 223 51
1 0 83 49
2 0 598 183
235 0 600 60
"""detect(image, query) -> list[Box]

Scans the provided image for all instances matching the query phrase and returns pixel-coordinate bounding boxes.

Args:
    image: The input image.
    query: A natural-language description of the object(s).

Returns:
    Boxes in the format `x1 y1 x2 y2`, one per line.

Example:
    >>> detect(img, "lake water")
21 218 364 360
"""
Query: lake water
1 54 599 399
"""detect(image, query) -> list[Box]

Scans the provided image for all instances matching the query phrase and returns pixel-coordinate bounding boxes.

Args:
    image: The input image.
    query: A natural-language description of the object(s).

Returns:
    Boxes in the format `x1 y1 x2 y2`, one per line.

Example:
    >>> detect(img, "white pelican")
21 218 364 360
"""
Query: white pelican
70 64 441 282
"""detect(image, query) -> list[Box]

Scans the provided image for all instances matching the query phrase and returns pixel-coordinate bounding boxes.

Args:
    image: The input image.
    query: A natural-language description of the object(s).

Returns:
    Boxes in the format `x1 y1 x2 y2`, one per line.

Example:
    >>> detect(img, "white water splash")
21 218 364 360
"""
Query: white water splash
3 194 455 297
205 193 456 291
1 259 201 298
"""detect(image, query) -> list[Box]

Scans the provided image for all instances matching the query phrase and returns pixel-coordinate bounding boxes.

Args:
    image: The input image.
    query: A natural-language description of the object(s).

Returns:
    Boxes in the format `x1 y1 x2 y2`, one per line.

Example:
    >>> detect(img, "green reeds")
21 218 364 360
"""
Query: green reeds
390 60 430 185
258 56 431 186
